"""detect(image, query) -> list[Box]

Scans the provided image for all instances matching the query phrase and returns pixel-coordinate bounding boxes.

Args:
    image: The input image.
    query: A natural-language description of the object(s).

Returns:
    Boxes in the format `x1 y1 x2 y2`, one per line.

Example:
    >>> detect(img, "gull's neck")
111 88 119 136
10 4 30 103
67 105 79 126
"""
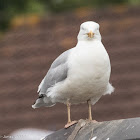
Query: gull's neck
76 40 102 48
78 37 101 42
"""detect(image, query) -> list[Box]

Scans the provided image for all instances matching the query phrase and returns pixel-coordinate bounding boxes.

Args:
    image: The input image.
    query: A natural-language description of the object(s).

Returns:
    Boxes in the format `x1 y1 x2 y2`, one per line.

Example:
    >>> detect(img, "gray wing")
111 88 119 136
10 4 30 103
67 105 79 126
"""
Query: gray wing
38 49 72 94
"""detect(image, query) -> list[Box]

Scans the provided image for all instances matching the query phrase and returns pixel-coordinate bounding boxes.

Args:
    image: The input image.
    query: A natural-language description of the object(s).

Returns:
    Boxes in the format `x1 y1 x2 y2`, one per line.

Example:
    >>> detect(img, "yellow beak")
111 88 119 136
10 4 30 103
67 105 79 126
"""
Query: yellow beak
87 31 94 38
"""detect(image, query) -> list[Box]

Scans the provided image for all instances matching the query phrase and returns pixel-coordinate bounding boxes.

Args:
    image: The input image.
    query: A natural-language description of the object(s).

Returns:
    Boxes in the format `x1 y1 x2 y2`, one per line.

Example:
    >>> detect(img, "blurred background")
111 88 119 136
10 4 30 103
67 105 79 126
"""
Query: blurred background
0 0 140 138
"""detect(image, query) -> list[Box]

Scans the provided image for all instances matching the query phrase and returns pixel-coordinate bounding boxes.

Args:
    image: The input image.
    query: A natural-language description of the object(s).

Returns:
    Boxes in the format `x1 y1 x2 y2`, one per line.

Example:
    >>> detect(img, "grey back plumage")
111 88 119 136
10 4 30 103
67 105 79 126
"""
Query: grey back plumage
39 49 72 94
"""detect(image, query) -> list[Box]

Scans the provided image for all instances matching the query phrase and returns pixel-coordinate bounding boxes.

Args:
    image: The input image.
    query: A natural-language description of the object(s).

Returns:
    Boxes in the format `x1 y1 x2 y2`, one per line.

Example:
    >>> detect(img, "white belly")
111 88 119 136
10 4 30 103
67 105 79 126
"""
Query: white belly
48 42 111 104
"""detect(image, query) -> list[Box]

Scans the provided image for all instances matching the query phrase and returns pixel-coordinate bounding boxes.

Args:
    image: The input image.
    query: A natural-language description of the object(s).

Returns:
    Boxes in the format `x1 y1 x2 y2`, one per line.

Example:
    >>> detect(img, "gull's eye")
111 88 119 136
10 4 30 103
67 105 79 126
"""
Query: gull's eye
81 26 85 30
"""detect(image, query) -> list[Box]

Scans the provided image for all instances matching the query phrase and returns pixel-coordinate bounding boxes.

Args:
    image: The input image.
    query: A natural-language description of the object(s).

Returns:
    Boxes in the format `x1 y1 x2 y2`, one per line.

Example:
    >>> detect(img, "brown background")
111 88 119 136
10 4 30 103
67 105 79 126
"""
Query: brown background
0 6 140 135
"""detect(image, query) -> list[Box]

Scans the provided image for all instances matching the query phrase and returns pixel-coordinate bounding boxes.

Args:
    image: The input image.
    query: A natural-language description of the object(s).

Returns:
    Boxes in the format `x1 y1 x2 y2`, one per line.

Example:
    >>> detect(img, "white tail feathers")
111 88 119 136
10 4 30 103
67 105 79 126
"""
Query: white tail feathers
32 96 55 109
103 83 115 95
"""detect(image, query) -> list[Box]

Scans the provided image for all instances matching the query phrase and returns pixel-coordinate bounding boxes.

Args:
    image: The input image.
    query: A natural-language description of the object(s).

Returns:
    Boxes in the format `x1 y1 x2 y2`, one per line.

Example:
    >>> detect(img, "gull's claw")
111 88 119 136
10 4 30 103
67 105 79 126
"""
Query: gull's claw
64 120 78 128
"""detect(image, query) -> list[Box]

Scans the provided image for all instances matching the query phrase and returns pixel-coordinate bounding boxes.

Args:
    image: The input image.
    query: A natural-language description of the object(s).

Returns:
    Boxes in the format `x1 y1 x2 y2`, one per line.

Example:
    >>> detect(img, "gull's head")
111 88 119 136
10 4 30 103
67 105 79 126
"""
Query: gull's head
78 21 101 41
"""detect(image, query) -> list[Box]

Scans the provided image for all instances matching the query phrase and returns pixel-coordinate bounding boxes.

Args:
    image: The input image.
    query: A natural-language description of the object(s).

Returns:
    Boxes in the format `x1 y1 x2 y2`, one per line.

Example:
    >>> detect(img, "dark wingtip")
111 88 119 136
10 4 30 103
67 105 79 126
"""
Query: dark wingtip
38 94 44 98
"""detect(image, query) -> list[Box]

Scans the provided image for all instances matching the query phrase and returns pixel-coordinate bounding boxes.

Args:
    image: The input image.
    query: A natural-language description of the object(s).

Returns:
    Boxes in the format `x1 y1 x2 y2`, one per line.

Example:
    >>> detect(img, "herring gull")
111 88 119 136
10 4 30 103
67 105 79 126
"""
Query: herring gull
32 21 114 128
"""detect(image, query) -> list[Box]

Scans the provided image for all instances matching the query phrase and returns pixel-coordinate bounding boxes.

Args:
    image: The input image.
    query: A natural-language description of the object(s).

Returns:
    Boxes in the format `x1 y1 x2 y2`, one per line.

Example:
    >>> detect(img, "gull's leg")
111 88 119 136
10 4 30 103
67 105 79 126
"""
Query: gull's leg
87 99 92 121
67 99 71 123
65 99 77 128
87 99 97 123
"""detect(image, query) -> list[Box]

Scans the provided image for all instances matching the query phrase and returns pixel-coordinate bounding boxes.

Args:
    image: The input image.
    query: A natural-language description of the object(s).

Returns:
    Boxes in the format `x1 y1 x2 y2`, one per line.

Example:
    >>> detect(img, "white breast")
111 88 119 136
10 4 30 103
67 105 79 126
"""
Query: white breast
68 41 110 81
64 41 111 103
48 41 111 104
